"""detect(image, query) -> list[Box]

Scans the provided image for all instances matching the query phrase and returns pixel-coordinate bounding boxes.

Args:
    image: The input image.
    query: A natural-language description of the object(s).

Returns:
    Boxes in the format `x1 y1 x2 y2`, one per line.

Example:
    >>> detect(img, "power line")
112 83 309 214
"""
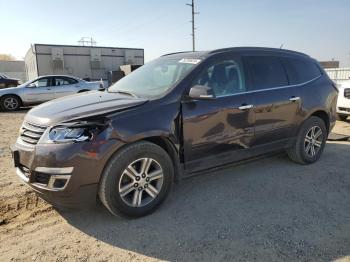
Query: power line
78 37 97 47
186 0 199 51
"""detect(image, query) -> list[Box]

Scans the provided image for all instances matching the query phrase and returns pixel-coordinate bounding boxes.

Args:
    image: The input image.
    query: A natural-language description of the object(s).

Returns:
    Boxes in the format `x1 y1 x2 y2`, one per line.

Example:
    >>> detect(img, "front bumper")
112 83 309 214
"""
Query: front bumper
11 138 124 208
337 91 350 116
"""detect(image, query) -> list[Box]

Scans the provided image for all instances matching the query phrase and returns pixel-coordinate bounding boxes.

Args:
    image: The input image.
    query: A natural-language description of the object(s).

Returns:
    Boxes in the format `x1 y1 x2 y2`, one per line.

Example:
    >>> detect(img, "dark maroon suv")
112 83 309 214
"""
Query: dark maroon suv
11 47 338 217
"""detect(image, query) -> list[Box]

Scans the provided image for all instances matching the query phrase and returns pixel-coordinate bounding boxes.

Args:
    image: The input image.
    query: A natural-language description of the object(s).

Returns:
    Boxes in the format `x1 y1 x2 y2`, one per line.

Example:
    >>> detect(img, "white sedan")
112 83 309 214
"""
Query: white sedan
0 75 104 111
337 80 350 121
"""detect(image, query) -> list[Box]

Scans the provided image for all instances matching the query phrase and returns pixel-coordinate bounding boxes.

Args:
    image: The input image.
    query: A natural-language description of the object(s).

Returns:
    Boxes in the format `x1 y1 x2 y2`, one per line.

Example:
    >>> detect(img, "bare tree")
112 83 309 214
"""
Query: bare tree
0 54 16 61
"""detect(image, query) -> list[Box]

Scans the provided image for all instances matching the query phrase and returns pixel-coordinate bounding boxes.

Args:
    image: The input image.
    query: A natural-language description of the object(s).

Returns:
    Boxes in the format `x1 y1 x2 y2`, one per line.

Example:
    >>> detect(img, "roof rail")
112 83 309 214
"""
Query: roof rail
162 51 194 57
209 47 309 57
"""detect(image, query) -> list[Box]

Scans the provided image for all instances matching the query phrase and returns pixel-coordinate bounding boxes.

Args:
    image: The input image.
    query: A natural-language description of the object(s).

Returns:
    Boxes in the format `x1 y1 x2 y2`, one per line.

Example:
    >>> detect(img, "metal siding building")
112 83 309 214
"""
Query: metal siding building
24 44 144 82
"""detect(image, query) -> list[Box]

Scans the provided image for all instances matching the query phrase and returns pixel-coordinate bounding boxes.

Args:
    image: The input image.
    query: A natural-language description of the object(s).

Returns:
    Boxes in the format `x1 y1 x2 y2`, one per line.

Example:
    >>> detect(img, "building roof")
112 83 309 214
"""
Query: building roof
33 43 144 51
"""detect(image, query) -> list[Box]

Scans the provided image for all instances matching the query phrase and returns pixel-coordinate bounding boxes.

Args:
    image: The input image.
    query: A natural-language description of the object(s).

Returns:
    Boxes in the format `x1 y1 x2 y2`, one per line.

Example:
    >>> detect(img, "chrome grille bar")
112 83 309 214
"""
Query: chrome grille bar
19 121 47 145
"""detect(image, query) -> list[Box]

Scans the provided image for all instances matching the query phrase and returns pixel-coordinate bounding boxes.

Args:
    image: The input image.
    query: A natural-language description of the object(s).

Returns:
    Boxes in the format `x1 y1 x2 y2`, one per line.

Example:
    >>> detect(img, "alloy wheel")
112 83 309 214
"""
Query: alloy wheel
304 126 323 157
118 158 164 207
3 97 19 110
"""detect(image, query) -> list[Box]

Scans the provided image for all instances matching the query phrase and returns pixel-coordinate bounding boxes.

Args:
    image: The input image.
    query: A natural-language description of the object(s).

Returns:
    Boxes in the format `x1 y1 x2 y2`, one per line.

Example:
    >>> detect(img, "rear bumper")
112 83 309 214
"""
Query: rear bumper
11 138 124 208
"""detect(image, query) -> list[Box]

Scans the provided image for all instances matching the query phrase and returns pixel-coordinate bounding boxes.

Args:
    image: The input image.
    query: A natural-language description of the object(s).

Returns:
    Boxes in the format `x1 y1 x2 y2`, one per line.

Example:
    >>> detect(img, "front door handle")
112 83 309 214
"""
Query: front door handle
238 104 254 110
289 96 300 102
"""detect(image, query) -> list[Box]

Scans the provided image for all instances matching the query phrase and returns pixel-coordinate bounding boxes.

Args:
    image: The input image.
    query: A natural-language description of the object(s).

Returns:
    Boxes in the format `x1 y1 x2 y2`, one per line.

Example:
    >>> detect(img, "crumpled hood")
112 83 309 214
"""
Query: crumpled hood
25 91 148 126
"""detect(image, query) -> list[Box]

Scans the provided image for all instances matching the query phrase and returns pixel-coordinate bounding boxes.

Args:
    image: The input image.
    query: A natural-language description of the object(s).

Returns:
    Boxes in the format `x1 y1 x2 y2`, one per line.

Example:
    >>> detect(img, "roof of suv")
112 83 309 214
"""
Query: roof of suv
162 47 310 59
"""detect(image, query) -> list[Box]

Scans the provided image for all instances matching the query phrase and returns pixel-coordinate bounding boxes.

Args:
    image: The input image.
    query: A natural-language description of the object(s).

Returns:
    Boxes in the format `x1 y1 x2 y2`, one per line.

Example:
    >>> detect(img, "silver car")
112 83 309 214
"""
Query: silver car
0 75 104 111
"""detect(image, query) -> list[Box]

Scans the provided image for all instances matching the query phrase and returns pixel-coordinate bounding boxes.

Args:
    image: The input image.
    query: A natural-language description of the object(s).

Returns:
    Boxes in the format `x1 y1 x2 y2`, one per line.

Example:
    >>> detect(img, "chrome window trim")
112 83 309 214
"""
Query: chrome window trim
215 75 322 98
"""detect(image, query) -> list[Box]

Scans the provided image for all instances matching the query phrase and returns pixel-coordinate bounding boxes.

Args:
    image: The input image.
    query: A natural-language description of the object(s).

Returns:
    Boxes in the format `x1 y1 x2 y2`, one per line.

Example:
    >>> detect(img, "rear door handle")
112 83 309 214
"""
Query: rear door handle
289 96 300 102
238 104 254 110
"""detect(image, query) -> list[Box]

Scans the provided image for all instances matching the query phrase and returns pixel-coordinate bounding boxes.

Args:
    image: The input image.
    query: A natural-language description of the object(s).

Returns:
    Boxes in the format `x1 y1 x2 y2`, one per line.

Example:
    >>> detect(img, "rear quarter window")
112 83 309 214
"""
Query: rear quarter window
244 56 288 90
281 57 321 85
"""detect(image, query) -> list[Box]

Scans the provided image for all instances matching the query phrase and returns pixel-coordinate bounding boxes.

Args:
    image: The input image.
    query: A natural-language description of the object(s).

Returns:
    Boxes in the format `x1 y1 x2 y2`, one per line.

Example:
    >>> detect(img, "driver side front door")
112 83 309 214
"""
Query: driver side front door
181 54 255 172
22 77 55 104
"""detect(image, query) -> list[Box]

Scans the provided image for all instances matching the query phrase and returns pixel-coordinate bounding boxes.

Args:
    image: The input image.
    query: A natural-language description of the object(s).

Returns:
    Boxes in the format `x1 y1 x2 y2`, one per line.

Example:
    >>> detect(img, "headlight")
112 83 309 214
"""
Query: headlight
48 127 92 142
39 121 106 144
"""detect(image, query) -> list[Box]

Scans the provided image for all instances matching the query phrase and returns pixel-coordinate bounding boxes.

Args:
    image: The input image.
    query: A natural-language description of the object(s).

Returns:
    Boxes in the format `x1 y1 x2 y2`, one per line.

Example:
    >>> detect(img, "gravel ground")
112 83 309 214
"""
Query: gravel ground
0 111 349 261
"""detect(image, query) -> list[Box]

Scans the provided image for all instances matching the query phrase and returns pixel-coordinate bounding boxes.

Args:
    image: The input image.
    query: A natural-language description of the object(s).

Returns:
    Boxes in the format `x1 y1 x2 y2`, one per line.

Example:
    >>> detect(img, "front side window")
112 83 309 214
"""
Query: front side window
193 60 245 97
108 57 198 98
30 78 49 87
245 56 288 90
282 57 321 85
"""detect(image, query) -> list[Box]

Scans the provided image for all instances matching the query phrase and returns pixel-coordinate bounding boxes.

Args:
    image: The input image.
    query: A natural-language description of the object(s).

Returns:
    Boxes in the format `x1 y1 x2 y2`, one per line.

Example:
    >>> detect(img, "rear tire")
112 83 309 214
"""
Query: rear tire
287 116 327 164
0 95 21 111
337 114 348 121
98 141 174 218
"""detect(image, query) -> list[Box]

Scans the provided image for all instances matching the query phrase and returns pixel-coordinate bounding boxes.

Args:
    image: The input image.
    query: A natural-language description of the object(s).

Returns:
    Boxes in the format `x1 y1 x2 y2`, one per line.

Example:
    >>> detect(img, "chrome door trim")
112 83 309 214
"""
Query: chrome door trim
289 96 301 101
238 104 254 110
215 75 322 98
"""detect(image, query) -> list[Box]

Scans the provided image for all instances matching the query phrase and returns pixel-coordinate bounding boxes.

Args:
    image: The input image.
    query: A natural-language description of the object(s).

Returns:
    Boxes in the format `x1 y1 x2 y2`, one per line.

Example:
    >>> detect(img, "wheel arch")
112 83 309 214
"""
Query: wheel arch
0 94 23 106
142 136 182 182
309 110 330 134
101 136 182 184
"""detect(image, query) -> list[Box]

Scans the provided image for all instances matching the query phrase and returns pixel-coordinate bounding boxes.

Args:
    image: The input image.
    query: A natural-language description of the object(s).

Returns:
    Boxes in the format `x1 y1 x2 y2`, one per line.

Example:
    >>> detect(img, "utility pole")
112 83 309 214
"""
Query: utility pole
186 0 199 51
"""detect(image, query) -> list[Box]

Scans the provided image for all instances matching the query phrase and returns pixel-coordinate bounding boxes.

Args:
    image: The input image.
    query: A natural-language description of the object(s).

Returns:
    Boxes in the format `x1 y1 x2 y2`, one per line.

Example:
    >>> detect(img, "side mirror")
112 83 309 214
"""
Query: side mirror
188 85 215 100
27 83 36 88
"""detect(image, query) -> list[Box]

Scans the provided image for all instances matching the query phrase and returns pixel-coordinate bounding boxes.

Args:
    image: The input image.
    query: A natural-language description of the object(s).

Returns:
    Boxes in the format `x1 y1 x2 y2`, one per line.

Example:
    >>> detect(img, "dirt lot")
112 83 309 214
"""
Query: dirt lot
0 111 349 261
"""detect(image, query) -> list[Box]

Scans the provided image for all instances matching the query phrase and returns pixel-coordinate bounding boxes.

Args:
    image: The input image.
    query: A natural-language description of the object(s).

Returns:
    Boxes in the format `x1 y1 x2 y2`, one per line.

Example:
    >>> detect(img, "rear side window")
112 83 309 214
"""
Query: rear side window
282 57 321 85
245 56 288 90
65 77 78 84
54 78 71 86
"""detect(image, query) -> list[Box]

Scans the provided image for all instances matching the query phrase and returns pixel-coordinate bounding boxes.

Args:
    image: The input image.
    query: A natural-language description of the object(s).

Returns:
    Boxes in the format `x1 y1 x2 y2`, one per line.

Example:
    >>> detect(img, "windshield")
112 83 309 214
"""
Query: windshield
108 57 201 98
17 79 34 87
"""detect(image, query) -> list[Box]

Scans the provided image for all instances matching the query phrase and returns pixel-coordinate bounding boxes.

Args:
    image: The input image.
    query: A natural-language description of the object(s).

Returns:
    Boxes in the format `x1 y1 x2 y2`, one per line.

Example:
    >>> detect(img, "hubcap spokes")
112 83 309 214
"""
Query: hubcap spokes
4 97 18 110
304 126 323 157
118 158 164 207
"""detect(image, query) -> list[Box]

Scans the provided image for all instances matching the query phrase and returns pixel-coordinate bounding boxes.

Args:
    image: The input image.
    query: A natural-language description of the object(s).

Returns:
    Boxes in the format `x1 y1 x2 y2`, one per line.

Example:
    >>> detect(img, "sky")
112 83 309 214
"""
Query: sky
1 0 350 66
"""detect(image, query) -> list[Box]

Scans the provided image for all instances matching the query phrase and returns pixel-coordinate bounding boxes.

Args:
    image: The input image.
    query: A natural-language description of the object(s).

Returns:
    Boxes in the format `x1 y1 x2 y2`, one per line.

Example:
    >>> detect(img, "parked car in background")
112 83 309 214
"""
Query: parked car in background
336 80 350 121
0 75 104 111
0 74 20 89
11 47 337 218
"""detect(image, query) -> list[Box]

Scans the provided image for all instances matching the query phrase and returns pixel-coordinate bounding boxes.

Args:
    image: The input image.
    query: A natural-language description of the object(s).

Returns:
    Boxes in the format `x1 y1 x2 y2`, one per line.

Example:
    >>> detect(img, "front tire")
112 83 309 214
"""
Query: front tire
98 141 174 218
0 95 21 111
287 116 327 164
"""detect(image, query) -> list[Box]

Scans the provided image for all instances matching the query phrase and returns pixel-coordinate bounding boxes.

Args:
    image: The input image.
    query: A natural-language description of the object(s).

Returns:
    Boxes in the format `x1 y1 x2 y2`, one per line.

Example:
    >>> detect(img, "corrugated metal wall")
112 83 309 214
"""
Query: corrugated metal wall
24 44 144 81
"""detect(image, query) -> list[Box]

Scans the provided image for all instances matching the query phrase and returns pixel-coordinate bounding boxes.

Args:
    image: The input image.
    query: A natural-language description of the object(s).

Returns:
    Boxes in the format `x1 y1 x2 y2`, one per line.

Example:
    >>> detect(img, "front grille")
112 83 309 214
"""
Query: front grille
344 88 350 99
339 107 350 112
19 121 47 145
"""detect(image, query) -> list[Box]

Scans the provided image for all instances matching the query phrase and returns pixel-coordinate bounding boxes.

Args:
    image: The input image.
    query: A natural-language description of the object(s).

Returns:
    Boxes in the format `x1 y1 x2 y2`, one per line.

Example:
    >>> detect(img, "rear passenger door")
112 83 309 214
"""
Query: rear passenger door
52 77 78 98
243 55 302 146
